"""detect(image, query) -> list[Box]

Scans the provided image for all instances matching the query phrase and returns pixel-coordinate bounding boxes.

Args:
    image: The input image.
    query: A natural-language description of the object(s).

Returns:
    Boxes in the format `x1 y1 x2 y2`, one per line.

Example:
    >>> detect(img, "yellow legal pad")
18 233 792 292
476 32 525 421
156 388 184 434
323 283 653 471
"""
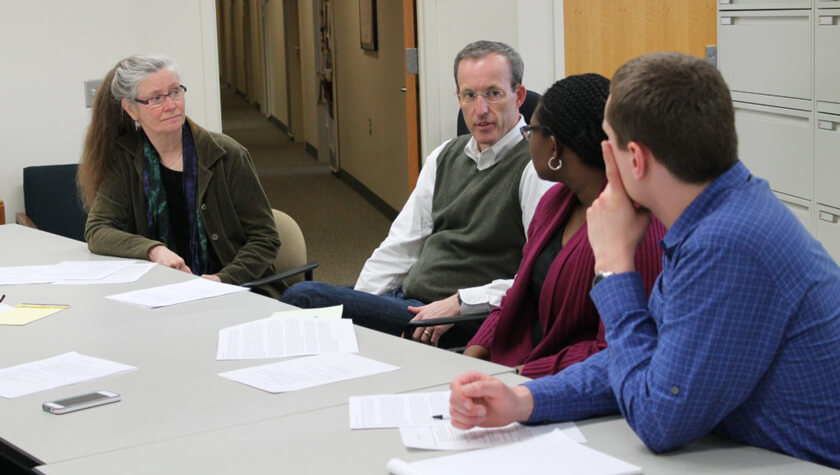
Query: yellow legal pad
0 305 69 326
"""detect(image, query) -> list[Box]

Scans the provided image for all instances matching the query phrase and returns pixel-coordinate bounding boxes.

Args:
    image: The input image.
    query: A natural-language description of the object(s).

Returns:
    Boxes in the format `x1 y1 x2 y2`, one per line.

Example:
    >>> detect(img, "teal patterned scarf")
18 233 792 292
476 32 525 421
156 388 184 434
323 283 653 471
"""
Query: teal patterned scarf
141 124 209 275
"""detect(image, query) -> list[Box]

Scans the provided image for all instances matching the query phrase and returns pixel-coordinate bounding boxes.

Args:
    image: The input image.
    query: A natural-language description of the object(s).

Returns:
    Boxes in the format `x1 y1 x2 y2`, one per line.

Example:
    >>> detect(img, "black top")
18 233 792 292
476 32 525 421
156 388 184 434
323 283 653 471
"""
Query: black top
159 165 191 260
528 220 567 345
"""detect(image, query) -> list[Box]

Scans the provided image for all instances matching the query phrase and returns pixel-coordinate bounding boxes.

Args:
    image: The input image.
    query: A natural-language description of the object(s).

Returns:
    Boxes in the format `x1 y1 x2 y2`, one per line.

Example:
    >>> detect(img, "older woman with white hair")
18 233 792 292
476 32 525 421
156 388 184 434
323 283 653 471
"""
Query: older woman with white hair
79 54 280 294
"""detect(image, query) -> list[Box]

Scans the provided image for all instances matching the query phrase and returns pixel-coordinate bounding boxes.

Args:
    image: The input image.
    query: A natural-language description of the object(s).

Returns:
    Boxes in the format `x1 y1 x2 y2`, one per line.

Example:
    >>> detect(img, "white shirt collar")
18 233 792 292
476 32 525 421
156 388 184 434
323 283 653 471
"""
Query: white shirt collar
464 115 527 171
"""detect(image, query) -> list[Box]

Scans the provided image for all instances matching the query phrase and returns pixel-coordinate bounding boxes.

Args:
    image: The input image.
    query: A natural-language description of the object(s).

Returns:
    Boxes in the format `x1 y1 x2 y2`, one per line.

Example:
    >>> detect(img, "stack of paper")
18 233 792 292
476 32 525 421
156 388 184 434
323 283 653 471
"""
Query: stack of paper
386 429 642 475
0 304 68 326
217 306 355 360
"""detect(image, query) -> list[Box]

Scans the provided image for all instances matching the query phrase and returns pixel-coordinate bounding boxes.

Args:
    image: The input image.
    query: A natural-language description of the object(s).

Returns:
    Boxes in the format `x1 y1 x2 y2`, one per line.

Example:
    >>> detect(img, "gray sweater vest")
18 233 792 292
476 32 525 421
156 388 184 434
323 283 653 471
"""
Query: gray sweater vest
402 135 529 302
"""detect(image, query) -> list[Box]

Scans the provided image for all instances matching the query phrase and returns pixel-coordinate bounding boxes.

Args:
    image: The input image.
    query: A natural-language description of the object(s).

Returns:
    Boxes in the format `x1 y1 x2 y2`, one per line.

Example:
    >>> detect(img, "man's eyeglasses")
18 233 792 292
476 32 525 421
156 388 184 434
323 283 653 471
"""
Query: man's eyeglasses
520 124 553 141
134 85 187 108
457 89 507 104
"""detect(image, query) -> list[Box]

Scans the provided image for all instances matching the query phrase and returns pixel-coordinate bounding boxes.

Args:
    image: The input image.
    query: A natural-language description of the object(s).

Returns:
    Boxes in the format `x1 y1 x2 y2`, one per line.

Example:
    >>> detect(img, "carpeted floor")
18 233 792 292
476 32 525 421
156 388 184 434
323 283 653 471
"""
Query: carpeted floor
220 86 392 286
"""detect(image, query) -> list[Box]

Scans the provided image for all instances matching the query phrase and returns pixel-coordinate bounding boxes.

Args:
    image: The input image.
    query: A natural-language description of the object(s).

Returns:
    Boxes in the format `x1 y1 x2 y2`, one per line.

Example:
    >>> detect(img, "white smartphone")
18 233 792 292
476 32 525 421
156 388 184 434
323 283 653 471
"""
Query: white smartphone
42 390 121 415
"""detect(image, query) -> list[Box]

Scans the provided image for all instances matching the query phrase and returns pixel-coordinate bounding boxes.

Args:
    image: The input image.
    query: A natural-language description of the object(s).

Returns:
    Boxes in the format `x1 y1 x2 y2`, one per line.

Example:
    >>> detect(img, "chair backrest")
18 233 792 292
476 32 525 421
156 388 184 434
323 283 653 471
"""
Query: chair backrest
0 200 5 225
456 89 542 136
271 209 307 284
22 164 88 241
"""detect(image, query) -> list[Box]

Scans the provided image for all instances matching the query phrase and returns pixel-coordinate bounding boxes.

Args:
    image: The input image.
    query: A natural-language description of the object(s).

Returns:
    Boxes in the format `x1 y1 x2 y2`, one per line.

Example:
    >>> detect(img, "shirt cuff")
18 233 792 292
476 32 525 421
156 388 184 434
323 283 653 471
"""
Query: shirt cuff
458 288 492 315
589 272 648 327
523 376 572 423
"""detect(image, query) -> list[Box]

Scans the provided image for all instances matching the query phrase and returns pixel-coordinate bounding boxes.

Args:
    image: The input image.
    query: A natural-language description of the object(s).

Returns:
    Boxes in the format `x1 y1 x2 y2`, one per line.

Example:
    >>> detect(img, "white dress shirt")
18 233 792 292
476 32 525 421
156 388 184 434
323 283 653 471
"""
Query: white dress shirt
354 116 553 314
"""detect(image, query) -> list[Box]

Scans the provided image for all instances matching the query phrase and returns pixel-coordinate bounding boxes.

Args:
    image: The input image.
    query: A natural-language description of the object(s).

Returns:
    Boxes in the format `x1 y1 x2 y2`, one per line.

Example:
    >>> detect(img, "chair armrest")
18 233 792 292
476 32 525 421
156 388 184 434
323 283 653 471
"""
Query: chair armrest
15 212 37 228
402 312 490 329
241 262 319 289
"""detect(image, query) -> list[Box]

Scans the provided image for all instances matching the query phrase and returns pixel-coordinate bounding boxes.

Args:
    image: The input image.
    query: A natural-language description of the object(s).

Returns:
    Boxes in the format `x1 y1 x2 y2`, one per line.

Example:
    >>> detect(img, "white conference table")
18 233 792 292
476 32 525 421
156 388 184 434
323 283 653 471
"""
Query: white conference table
2 225 837 474
37 374 840 475
0 225 513 467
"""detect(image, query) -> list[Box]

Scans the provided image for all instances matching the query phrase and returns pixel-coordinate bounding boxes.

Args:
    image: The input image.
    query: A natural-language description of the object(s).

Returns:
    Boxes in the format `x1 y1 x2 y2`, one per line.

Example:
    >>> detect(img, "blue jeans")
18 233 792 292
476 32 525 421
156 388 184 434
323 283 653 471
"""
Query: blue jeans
280 281 481 347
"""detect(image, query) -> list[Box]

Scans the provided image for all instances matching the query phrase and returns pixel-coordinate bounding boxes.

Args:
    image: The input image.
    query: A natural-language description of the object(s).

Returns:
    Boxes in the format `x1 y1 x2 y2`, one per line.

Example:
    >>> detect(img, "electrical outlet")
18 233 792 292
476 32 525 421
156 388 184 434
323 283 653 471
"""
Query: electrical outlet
84 79 102 108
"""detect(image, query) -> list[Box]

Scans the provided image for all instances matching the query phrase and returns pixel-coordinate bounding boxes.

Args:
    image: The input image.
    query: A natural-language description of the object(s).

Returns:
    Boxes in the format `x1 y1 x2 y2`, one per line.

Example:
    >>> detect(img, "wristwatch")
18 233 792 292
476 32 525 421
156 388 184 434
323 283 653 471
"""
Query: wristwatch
592 271 615 288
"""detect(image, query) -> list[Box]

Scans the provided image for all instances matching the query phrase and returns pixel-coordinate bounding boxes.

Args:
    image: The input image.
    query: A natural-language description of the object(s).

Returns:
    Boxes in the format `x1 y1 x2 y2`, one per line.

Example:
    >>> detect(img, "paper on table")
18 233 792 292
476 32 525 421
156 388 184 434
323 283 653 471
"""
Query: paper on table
270 304 343 319
105 277 249 308
218 352 399 393
0 304 68 326
0 351 136 399
0 265 58 285
53 262 154 285
387 429 641 475
399 421 585 450
0 260 135 285
217 315 358 360
349 391 450 429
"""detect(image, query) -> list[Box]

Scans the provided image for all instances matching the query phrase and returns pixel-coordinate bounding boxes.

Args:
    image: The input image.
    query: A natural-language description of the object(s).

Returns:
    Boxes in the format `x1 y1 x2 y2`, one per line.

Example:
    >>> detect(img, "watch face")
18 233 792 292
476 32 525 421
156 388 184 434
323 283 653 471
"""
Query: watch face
592 271 615 288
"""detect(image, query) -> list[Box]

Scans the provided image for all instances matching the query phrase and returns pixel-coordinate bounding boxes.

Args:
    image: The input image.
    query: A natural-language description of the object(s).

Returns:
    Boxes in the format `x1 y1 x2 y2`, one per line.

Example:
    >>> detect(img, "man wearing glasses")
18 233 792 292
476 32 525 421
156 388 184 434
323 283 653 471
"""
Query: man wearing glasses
283 40 551 347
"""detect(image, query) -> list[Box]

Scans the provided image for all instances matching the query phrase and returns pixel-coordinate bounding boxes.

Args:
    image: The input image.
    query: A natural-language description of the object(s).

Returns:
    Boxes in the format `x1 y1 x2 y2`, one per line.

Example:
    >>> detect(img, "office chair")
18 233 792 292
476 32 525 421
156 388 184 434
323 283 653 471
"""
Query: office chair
241 209 319 293
0 200 5 225
15 164 88 241
456 89 542 136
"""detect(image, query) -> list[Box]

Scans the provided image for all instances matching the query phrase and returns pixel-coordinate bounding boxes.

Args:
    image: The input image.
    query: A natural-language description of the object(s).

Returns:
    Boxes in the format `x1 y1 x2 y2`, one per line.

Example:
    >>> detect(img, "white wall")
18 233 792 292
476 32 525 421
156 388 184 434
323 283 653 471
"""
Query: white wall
266 0 289 124
0 0 221 224
417 0 562 161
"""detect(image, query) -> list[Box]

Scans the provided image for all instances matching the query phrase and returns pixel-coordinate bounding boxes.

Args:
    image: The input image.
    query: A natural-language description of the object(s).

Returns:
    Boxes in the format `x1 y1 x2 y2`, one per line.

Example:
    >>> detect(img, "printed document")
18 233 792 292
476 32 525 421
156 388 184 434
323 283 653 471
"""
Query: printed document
387 429 642 475
270 305 343 319
218 353 398 393
106 277 248 308
349 391 450 429
0 260 135 285
399 421 585 450
0 352 136 399
217 315 358 360
53 262 155 285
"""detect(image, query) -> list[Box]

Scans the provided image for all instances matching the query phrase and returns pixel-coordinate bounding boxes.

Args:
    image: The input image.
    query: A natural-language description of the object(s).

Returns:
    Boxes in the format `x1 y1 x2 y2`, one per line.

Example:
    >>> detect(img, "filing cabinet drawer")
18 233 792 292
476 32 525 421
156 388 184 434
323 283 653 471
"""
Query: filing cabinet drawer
816 11 840 104
818 0 840 8
815 113 840 208
776 192 813 233
735 102 813 199
718 0 812 9
816 205 840 264
719 10 812 100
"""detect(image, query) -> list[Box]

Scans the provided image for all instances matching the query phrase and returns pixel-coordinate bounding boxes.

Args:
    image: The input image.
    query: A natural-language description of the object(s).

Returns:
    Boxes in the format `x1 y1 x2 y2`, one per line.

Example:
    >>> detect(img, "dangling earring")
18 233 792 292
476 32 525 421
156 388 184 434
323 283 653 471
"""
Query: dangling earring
134 120 141 131
548 154 562 171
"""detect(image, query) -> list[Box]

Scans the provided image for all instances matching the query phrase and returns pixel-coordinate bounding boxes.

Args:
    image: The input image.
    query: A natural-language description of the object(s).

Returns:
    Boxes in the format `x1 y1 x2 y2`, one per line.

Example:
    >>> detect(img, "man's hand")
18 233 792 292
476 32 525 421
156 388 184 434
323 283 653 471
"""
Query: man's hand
587 141 651 274
463 345 490 360
148 245 192 274
201 274 221 283
449 371 534 430
407 293 461 346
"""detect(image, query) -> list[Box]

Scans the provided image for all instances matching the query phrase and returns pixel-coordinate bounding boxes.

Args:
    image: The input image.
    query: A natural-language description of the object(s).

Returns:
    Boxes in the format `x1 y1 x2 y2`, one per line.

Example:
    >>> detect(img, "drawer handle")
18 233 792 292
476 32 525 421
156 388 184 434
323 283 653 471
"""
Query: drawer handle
819 16 837 26
721 17 732 25
719 0 731 3
818 120 836 131
819 211 838 224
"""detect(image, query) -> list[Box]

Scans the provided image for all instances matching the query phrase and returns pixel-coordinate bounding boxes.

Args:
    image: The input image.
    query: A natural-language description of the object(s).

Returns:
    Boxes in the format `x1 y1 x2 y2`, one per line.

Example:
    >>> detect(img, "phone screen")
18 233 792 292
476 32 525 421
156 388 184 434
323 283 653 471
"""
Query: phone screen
53 392 110 407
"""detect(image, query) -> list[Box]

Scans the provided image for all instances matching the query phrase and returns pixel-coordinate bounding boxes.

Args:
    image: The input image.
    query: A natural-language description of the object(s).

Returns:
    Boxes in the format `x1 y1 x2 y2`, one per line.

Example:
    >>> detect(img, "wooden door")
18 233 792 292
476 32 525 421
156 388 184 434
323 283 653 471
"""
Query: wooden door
564 0 717 78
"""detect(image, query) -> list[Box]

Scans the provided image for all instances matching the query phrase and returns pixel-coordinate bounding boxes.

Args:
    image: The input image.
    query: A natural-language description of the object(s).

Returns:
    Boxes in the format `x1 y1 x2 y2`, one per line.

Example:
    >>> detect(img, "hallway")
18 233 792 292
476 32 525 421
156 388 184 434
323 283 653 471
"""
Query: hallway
219 86 392 287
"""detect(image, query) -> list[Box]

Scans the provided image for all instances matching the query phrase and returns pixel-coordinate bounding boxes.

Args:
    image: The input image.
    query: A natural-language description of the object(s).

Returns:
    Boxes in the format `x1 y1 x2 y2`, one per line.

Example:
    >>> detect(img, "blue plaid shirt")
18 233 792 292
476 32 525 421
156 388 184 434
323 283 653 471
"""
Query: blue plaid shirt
525 162 840 468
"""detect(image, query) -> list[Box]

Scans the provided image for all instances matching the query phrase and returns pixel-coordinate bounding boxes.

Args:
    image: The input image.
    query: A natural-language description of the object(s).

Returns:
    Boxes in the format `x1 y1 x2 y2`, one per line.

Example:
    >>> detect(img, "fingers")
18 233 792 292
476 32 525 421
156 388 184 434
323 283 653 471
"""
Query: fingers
601 140 622 189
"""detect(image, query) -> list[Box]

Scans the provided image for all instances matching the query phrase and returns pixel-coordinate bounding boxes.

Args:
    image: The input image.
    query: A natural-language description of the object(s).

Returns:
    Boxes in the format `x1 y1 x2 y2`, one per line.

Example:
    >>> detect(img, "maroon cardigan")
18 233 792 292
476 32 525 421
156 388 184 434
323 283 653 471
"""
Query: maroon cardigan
468 182 665 378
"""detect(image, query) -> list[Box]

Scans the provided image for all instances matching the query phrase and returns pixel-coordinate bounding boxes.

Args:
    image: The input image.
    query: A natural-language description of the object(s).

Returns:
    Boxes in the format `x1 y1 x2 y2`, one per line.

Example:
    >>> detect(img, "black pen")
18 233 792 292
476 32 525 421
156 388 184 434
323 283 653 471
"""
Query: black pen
0 294 5 303
432 414 450 420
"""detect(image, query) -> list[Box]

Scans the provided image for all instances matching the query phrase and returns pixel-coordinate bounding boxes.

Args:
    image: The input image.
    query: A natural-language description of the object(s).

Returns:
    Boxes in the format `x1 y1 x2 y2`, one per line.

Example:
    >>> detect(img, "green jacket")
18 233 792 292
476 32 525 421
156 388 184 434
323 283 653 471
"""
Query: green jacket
85 118 280 288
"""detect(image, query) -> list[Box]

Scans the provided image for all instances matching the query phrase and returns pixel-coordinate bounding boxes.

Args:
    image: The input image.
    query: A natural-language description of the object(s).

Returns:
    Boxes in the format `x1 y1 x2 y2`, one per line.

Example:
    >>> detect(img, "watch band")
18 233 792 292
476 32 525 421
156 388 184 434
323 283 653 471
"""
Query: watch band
592 271 615 288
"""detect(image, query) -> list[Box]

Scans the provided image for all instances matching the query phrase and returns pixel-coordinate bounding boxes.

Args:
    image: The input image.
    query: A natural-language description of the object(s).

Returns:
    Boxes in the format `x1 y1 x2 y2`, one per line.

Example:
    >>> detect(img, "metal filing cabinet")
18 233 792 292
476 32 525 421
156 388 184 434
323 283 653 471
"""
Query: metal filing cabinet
719 0 840 263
